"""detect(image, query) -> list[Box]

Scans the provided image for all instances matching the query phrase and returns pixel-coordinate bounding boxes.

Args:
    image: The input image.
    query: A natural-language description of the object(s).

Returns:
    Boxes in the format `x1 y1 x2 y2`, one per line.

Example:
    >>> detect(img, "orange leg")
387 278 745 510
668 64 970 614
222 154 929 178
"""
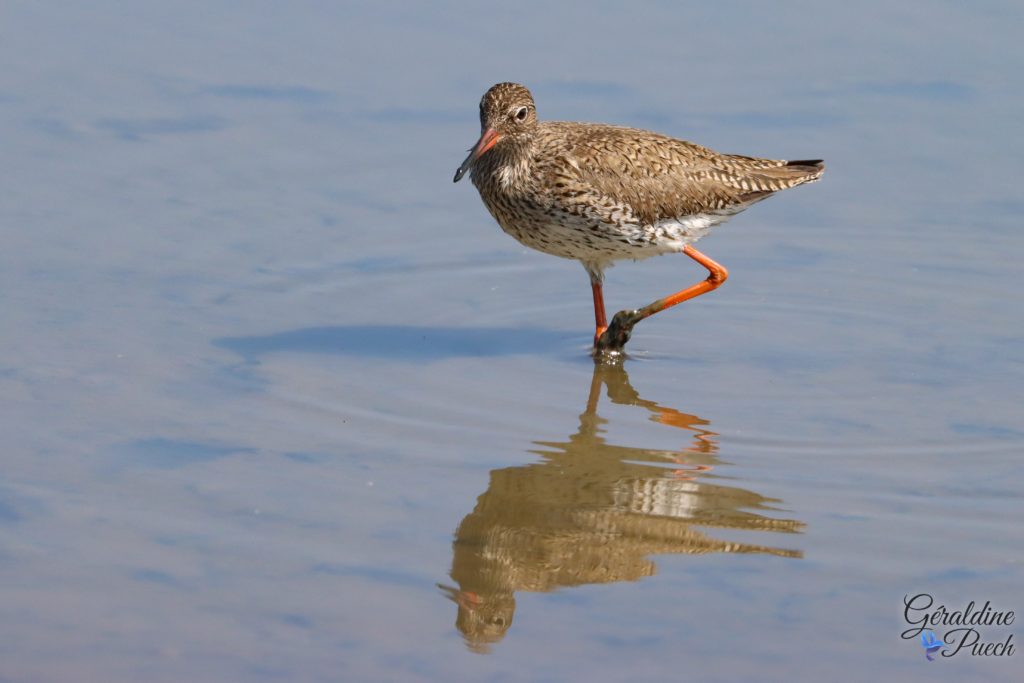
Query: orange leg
594 245 728 353
591 280 608 344
633 245 728 321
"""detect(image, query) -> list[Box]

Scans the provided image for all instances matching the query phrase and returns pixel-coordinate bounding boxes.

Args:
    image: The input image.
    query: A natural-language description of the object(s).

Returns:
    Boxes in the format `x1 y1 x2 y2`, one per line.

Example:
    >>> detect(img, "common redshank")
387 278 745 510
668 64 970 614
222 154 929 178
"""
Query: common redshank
454 82 824 354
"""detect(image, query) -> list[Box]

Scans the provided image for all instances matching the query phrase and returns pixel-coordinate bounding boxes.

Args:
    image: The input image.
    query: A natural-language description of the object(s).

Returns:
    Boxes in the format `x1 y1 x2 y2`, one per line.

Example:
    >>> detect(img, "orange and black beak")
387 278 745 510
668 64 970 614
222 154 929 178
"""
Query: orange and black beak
453 128 501 182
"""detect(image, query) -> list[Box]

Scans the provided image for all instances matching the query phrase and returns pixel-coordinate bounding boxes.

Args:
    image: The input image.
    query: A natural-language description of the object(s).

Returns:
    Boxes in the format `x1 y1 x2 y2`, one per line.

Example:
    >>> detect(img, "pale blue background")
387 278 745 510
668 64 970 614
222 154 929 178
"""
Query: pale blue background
2 2 1021 681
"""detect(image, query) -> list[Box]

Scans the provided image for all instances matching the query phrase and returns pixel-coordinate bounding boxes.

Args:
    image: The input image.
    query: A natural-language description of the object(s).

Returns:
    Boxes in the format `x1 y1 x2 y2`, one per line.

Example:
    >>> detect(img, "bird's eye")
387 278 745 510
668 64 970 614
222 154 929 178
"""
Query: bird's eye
514 106 528 121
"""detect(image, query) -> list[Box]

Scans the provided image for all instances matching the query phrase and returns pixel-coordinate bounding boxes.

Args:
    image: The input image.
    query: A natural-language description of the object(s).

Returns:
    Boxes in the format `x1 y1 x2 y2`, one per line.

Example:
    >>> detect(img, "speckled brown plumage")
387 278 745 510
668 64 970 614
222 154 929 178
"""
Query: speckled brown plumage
454 82 824 354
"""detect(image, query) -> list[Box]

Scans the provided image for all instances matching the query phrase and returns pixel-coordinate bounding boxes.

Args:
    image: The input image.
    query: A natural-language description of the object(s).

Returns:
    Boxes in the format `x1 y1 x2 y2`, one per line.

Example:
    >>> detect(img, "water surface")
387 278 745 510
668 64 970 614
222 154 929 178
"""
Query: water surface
1 2 1022 681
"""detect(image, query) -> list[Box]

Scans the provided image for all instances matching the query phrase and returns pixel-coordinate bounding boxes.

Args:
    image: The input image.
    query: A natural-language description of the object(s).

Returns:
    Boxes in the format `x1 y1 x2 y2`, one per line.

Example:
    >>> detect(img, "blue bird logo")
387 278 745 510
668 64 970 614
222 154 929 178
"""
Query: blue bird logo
920 629 943 661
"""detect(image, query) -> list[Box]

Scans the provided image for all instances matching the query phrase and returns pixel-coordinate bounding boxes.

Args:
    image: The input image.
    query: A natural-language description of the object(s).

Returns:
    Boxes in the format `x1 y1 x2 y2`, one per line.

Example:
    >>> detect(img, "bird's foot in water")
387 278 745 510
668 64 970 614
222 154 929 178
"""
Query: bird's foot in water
593 308 641 357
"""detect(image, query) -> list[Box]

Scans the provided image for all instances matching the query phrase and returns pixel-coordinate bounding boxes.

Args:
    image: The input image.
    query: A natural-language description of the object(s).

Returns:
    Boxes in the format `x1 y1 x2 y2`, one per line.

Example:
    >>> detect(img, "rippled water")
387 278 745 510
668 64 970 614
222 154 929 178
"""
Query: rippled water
2 2 1022 681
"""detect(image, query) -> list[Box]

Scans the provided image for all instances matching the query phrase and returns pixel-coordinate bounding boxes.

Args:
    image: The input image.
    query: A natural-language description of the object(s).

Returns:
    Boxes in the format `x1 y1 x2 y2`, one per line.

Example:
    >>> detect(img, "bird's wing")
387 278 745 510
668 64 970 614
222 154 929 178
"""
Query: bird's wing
539 123 822 226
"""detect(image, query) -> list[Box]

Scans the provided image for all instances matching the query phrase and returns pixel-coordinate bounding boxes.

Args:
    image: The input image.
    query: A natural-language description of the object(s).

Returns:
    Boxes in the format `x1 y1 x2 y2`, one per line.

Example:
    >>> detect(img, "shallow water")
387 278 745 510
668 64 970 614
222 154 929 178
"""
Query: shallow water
2 1 1022 681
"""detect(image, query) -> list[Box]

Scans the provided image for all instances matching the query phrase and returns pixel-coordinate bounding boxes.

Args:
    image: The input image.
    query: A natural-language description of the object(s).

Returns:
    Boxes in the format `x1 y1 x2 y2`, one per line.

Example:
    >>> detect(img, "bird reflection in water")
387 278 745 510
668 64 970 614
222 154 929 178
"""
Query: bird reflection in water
438 362 804 652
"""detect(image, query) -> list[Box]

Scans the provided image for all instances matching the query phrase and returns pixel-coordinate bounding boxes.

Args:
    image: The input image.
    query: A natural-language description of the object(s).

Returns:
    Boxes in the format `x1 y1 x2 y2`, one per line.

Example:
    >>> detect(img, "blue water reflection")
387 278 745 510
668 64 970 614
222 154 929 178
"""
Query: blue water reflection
1 1 1022 681
218 326 576 361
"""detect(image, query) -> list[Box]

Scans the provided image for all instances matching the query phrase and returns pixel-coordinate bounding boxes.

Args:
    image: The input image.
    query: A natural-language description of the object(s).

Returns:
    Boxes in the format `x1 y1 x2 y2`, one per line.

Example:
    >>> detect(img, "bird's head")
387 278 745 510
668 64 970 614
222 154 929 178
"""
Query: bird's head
454 82 537 182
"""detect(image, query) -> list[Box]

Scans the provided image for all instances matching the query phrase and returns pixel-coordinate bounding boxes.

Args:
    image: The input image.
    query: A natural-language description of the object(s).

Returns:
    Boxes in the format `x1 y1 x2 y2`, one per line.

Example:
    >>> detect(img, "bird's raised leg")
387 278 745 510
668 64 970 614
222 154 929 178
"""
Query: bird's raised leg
595 245 728 354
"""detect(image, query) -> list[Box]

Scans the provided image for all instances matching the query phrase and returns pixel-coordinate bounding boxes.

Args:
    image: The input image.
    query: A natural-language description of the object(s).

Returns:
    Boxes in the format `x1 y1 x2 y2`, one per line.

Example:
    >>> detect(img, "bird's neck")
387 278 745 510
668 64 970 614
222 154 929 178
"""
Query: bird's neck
473 136 535 193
